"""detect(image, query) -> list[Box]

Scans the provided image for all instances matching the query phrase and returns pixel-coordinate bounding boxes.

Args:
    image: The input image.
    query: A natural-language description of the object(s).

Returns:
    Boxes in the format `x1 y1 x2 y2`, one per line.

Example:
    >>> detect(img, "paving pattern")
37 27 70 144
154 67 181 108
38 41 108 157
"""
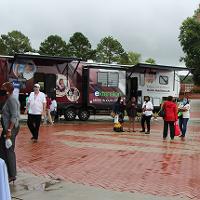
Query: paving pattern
12 100 200 199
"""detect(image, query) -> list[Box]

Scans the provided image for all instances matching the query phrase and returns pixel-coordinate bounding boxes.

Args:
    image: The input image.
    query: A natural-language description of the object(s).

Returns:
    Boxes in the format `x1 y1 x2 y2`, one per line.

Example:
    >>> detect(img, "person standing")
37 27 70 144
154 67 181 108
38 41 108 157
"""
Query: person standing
162 96 178 140
0 82 20 183
50 97 57 123
43 94 53 125
140 96 153 134
126 96 137 132
178 97 190 139
113 96 126 132
25 83 46 142
0 158 12 199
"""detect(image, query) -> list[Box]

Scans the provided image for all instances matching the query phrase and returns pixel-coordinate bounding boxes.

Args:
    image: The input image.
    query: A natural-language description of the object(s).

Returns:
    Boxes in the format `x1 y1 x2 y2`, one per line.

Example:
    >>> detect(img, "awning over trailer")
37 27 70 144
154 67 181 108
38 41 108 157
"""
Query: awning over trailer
127 63 189 73
83 62 129 71
9 53 82 76
13 53 81 65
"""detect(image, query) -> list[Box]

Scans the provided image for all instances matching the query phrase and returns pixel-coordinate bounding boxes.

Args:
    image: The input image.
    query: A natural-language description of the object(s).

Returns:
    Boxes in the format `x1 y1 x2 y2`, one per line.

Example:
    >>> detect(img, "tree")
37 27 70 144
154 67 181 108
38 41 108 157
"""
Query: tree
145 58 156 64
179 5 200 85
0 30 33 55
119 52 129 65
39 35 67 56
96 36 125 63
67 32 93 60
0 39 7 55
127 51 141 65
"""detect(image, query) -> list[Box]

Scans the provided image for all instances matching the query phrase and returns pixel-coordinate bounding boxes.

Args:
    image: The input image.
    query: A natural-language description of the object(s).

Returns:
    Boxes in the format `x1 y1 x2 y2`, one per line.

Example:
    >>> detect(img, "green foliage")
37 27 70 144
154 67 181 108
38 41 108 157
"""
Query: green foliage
0 39 7 55
119 52 129 65
96 36 125 63
127 51 141 65
180 75 194 84
179 7 200 85
39 35 67 56
0 30 33 55
67 32 93 60
145 58 156 64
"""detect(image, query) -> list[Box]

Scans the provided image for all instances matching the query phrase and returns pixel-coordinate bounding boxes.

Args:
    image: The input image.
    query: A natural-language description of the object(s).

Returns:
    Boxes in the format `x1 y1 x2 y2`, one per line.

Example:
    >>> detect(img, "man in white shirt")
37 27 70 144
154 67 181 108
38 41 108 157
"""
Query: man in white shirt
25 83 46 142
140 96 154 134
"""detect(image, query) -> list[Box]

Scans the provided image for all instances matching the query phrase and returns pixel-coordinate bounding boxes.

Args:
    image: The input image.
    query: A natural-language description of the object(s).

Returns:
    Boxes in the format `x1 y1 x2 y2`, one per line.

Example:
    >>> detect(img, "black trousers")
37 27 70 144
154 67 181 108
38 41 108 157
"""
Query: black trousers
0 126 20 178
141 115 152 132
163 121 175 139
27 114 42 140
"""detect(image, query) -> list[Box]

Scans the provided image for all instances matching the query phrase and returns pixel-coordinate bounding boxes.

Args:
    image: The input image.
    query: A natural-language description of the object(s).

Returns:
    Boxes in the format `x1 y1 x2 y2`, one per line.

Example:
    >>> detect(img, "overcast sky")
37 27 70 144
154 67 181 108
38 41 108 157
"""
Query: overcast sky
0 0 199 66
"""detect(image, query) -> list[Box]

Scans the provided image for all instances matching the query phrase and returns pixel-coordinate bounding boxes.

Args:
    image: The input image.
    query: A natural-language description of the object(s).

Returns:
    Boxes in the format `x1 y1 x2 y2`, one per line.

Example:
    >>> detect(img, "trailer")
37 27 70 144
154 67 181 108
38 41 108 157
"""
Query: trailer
0 54 187 120
0 54 128 121
126 63 187 111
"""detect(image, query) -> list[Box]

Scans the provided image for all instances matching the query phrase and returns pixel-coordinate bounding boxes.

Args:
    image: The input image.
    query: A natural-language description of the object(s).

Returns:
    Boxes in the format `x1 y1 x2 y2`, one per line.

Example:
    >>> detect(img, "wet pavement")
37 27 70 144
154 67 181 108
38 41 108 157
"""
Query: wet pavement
7 100 200 199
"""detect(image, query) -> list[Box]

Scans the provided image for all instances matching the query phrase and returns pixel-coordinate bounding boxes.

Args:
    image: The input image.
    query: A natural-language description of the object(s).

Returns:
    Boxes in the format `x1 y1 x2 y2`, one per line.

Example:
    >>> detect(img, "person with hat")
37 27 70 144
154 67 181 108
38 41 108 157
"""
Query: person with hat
0 82 20 183
25 83 46 142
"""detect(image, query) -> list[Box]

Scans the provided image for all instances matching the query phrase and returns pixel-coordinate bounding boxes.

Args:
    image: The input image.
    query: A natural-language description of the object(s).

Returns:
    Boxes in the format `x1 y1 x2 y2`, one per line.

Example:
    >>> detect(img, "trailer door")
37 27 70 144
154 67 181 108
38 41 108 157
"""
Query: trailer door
34 73 56 98
45 74 56 99
126 77 138 99
82 68 89 107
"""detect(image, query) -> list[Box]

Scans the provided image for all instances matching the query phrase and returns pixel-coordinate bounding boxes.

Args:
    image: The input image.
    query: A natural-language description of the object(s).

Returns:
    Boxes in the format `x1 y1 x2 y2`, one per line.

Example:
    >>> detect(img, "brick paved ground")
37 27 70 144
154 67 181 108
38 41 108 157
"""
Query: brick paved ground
12 100 200 199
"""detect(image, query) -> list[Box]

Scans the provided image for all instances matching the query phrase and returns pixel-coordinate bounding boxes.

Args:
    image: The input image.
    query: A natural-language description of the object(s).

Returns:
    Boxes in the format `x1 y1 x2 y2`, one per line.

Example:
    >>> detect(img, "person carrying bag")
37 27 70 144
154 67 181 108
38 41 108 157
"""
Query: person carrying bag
112 96 125 132
162 96 178 140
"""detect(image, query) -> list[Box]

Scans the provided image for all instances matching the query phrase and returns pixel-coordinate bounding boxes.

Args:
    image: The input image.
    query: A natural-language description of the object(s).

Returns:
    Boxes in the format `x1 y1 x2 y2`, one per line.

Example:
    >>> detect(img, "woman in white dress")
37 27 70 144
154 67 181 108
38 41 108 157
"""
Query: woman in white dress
0 158 11 200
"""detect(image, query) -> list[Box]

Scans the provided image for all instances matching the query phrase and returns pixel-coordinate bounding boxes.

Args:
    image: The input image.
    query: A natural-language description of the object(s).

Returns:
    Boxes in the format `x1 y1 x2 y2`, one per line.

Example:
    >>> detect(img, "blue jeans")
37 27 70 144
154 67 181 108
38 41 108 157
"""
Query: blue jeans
179 118 189 137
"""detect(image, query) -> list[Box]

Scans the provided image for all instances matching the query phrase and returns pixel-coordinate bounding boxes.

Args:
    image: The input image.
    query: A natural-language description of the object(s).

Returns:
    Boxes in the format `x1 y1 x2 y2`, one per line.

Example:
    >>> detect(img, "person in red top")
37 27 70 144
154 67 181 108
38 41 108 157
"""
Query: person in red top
162 96 178 140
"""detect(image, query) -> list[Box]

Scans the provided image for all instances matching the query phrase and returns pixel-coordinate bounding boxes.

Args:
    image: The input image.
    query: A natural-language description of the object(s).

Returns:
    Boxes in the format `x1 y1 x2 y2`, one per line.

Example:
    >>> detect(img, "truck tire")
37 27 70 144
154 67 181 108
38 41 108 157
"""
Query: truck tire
78 109 90 121
64 108 76 121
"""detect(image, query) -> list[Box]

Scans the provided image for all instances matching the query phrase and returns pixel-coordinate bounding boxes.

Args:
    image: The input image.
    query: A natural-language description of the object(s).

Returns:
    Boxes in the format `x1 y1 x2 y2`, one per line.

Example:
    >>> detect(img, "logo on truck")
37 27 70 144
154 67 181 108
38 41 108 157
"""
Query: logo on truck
56 74 80 102
13 60 36 80
94 91 122 97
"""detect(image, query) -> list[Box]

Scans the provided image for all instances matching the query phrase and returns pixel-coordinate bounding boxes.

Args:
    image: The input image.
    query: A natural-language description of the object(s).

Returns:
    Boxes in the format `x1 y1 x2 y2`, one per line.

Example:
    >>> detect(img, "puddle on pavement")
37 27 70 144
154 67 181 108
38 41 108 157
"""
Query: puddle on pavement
11 179 62 193
24 179 61 191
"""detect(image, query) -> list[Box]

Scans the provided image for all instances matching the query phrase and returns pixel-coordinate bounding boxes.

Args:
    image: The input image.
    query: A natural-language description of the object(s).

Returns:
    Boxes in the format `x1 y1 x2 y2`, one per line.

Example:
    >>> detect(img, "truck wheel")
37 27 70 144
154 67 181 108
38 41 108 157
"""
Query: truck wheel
78 109 90 121
64 108 76 121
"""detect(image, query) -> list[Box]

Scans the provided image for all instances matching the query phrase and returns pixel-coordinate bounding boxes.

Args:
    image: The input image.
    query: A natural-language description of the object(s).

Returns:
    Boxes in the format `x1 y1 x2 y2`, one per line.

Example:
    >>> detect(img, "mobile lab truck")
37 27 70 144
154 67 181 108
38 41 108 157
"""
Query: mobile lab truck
0 54 187 120
0 54 128 121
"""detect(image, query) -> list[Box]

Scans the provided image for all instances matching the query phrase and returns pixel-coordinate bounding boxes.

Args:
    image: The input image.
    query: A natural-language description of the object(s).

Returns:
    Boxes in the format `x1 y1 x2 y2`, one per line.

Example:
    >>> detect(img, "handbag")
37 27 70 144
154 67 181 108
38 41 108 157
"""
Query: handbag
114 115 119 123
113 122 122 132
158 108 165 118
174 121 181 136
178 111 183 118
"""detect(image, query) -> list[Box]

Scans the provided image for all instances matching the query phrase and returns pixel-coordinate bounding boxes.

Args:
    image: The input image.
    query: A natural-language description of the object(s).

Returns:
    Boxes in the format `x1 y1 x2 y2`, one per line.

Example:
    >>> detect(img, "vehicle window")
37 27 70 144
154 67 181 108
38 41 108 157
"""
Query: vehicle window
159 76 168 85
97 72 107 86
139 73 145 86
153 98 161 107
97 72 119 87
108 72 118 87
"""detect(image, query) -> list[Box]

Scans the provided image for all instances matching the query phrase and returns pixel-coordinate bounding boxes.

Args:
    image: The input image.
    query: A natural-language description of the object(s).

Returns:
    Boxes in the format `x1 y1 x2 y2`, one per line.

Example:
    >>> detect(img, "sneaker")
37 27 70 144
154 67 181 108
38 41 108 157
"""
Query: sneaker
145 132 150 134
140 130 145 133
179 134 183 137
32 139 38 143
